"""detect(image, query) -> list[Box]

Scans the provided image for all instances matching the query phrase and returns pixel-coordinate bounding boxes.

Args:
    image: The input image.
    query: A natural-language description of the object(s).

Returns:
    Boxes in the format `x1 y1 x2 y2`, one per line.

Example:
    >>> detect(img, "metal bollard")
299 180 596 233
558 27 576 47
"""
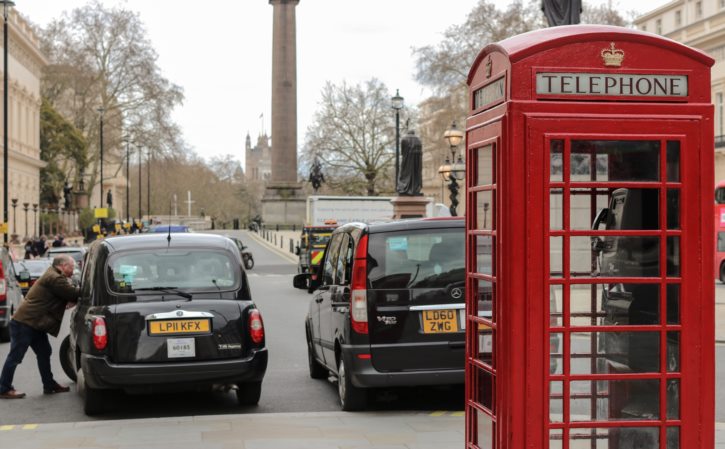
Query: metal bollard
280 237 284 249
289 239 293 253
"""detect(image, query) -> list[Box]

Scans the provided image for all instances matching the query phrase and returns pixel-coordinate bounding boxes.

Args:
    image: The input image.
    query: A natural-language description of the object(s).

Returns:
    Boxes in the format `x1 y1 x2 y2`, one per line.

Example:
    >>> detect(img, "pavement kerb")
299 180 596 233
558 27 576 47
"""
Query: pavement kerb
246 229 298 264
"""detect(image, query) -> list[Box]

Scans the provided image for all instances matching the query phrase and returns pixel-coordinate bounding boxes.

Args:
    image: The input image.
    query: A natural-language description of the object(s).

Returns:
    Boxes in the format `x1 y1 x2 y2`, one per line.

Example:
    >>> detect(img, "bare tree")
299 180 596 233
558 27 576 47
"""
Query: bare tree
37 0 185 193
302 79 396 196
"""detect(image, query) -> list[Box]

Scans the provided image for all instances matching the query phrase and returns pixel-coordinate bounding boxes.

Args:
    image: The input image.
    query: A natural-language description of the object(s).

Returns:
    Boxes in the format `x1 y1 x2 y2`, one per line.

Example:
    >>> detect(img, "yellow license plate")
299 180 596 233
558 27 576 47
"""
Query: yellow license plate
19 282 28 288
148 319 211 335
422 310 459 334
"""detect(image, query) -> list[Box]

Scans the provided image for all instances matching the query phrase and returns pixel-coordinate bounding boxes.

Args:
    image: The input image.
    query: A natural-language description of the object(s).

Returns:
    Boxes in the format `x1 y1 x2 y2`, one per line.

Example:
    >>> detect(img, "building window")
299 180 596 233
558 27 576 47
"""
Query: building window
696 1 703 18
641 24 647 32
675 10 681 26
656 19 662 34
721 0 725 9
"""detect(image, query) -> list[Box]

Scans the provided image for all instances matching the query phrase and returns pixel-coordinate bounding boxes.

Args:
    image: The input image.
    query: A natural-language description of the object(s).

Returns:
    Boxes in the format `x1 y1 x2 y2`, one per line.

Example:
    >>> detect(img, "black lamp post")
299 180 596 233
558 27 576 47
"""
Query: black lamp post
125 139 131 222
146 149 151 218
438 121 465 216
10 197 16 236
2 1 13 244
32 203 37 236
97 107 105 209
391 89 404 186
22 201 28 239
40 207 46 235
137 146 142 222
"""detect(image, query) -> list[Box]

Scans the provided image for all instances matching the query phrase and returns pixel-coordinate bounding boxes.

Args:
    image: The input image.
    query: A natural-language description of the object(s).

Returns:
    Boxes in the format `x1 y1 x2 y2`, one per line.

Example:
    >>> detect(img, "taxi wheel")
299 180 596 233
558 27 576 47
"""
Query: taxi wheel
59 336 77 382
236 381 261 406
77 363 106 416
244 257 254 270
338 357 366 411
720 263 725 283
307 342 327 379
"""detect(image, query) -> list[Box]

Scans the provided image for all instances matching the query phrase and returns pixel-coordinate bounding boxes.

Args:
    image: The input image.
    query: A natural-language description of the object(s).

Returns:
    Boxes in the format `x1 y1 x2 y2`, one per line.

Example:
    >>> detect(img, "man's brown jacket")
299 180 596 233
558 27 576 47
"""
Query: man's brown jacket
13 265 79 337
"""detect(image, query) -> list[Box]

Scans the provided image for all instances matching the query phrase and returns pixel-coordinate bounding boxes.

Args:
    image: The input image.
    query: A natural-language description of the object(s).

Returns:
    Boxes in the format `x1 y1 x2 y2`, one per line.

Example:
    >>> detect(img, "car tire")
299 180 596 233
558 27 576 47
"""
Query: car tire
59 336 77 382
338 357 366 411
244 257 254 270
720 263 725 283
236 381 262 406
77 364 106 416
308 342 327 379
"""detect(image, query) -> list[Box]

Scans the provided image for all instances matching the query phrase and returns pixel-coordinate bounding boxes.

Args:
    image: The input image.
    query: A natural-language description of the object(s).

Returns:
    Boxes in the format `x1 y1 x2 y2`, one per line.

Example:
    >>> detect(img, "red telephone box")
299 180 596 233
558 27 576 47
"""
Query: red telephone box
464 26 715 449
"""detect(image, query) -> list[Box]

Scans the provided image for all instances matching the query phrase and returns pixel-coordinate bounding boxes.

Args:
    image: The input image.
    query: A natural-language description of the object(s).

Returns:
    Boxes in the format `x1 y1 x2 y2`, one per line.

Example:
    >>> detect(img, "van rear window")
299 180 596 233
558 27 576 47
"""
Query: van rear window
367 228 464 289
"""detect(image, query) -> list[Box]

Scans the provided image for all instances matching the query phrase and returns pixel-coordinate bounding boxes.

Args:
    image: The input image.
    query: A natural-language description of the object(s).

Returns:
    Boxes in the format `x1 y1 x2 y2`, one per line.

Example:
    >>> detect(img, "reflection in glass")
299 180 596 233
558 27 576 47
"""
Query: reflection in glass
550 284 563 326
571 140 659 182
477 190 494 230
667 379 680 420
476 408 494 448
569 427 659 447
476 236 494 275
571 332 660 374
667 332 680 372
570 188 609 230
550 237 563 278
478 367 494 411
667 284 680 324
477 144 494 186
550 332 563 375
549 429 563 449
572 236 660 277
478 325 493 366
550 188 563 230
667 189 680 229
570 379 659 420
570 283 659 327
476 279 493 321
667 141 680 182
550 140 563 182
667 236 680 277
667 427 680 449
550 381 563 423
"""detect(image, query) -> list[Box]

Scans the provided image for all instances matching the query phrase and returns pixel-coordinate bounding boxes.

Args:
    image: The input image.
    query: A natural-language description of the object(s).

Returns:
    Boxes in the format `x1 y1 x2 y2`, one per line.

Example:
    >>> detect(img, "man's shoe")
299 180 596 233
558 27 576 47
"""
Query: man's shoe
0 389 26 399
43 383 70 394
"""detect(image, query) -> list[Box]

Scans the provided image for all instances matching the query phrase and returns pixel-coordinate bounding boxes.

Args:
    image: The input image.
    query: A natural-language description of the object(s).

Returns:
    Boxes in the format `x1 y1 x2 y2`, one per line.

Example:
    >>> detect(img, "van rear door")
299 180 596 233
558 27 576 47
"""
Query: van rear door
366 227 465 372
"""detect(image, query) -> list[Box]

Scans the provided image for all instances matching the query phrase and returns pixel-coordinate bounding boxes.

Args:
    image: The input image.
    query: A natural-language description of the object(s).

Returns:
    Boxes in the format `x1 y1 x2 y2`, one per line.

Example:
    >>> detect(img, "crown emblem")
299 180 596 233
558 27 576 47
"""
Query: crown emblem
601 42 625 67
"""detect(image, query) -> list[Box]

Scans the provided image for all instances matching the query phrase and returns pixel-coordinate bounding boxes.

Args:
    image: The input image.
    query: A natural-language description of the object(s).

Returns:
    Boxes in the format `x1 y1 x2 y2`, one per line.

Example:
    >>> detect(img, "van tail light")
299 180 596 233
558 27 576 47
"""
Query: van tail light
350 234 368 334
248 309 265 344
92 317 107 350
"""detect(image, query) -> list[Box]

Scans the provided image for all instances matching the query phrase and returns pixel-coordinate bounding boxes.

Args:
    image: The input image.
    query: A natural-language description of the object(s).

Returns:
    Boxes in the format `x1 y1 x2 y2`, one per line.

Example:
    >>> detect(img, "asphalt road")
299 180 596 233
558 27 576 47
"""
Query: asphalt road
0 230 462 425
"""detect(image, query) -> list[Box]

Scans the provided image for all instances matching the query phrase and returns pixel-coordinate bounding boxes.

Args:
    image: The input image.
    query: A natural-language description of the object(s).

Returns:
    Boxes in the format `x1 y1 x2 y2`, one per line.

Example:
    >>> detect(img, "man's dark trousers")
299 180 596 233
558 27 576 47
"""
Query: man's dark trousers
0 320 54 393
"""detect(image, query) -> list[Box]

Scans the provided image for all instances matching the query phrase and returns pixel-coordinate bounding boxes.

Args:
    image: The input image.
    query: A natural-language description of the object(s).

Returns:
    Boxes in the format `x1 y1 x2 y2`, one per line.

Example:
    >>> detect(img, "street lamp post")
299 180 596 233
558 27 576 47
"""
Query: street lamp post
97 107 105 209
438 121 465 216
125 139 130 222
32 203 37 236
2 1 14 245
137 146 142 222
391 90 404 188
40 207 46 235
10 197 16 236
146 149 151 218
22 201 27 239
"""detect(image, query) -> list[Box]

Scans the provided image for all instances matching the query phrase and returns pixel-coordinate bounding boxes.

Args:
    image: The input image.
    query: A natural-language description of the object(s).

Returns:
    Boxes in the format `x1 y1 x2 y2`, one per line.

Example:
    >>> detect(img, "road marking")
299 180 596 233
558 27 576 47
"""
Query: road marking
428 411 465 417
429 411 446 417
0 425 14 430
0 424 39 431
451 411 465 417
22 424 38 430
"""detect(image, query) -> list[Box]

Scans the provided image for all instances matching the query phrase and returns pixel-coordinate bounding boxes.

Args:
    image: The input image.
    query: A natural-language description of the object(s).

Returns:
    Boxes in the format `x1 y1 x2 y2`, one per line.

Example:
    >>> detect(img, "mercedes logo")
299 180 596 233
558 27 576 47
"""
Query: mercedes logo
451 287 463 299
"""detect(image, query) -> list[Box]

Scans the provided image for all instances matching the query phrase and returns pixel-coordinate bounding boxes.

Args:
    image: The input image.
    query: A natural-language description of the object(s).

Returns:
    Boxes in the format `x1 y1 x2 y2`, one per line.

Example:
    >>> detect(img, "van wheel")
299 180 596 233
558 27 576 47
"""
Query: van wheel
338 357 366 411
77 364 106 416
59 336 77 382
308 342 327 379
720 263 725 283
236 381 262 406
244 257 254 270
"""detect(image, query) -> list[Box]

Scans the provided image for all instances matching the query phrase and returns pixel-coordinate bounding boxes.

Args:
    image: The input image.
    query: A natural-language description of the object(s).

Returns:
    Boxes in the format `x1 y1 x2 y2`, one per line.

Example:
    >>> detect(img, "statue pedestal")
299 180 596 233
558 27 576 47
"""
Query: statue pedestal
74 192 89 210
261 182 306 226
391 196 428 219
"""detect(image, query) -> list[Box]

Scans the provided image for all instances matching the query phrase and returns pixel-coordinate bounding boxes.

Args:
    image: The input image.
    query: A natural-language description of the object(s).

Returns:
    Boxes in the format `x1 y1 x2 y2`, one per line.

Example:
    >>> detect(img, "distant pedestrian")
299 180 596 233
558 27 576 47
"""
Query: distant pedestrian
0 255 79 399
34 235 47 257
23 240 34 259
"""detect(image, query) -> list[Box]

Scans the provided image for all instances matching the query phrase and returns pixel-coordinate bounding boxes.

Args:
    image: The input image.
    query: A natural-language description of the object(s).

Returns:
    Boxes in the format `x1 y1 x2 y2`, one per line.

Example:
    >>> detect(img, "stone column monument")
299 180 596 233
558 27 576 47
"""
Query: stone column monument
262 0 306 225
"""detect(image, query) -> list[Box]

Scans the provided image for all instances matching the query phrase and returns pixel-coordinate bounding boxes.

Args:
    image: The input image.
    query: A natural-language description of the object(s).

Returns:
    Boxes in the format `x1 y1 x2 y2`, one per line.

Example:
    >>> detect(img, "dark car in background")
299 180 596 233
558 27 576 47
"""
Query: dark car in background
13 259 53 295
60 233 267 415
294 217 465 410
226 236 254 270
0 248 26 342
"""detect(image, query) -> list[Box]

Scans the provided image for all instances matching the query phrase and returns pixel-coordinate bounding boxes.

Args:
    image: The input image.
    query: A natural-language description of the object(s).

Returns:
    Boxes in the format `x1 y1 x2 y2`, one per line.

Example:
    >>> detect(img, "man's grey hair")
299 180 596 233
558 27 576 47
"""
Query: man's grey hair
52 254 74 268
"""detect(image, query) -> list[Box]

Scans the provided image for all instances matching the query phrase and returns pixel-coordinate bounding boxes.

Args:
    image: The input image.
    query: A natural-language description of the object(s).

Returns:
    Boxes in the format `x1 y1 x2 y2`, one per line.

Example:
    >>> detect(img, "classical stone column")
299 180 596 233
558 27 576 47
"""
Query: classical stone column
270 0 298 184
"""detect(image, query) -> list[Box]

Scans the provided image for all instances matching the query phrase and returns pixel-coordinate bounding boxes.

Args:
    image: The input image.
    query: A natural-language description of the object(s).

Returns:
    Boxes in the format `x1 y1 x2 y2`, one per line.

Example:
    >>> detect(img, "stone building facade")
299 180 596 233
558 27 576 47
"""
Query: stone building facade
245 132 272 182
635 0 725 181
1 9 47 239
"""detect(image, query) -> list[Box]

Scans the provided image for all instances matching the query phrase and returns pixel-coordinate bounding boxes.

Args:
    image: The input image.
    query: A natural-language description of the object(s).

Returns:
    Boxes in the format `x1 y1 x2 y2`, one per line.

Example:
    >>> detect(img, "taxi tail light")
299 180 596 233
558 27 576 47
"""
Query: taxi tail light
0 278 6 304
248 309 265 344
350 234 368 334
92 317 108 350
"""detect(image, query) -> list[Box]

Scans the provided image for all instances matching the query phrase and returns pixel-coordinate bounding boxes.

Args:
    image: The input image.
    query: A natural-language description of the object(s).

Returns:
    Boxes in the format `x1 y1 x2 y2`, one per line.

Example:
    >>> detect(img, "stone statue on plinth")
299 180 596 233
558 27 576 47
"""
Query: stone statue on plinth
63 182 72 210
308 157 325 193
396 130 423 196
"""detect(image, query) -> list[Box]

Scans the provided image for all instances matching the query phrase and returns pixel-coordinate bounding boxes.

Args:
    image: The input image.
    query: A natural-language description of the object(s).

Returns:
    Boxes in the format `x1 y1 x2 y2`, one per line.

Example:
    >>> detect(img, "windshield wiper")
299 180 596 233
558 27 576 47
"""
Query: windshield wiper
135 287 192 300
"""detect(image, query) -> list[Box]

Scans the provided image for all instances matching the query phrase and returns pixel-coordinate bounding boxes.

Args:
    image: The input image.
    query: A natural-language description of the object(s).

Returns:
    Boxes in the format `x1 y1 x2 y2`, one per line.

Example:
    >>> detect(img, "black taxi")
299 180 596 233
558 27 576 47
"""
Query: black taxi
61 233 267 415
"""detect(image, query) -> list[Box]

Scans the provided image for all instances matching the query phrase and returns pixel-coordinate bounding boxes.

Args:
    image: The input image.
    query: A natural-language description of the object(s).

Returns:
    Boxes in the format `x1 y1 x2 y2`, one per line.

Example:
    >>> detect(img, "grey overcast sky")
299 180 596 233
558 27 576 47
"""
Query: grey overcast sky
18 0 668 168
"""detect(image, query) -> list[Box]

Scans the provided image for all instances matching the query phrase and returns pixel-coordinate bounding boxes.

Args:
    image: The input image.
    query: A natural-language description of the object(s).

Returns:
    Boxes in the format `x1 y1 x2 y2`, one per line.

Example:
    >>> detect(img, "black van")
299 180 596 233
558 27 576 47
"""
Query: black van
293 217 465 410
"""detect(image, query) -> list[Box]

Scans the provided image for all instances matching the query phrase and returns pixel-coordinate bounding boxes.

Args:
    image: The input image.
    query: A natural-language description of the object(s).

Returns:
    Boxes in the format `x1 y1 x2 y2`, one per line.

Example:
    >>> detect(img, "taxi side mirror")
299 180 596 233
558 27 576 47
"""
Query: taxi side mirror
18 270 30 282
293 273 309 290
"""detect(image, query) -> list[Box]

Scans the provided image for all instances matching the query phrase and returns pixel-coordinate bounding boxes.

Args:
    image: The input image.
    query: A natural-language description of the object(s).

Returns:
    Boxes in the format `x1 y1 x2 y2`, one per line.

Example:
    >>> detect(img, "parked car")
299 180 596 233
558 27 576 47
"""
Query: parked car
293 217 465 410
60 233 268 415
13 259 53 295
149 224 192 233
0 248 27 342
226 236 254 270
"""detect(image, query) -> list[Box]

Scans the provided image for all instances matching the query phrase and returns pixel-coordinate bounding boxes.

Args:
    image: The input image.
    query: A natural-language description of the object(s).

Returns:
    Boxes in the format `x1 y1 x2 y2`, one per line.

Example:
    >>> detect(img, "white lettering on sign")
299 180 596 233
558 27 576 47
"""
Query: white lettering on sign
536 73 688 98
473 77 505 110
